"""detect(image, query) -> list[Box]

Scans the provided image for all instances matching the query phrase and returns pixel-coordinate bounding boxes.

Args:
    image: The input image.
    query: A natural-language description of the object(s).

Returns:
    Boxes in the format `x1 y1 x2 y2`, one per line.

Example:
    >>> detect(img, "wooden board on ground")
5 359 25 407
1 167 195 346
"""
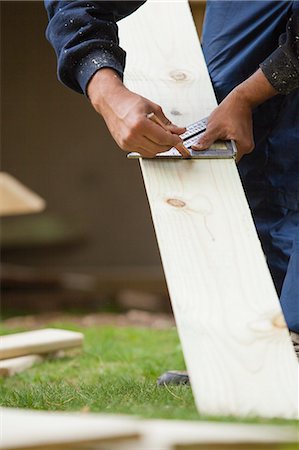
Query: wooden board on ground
1 408 140 450
0 328 83 360
0 172 45 216
114 420 299 450
1 409 298 450
118 0 298 419
0 354 43 377
0 350 66 377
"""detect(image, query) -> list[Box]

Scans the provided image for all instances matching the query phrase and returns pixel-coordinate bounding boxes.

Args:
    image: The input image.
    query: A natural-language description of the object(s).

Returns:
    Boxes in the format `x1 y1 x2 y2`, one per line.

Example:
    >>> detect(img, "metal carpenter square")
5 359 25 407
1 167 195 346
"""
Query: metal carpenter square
127 117 237 159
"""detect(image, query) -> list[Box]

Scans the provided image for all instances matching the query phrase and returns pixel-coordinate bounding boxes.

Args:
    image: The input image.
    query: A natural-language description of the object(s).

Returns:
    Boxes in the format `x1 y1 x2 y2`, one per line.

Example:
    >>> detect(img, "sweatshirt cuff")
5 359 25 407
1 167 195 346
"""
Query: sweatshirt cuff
260 47 299 95
74 48 126 95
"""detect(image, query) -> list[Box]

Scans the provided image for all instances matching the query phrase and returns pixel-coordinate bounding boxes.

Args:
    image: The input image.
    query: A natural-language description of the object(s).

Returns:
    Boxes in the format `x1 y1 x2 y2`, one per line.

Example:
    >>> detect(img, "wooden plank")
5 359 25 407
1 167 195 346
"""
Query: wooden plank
1 408 140 450
118 0 298 419
0 172 45 216
0 329 83 360
0 350 66 377
141 421 299 450
2 409 297 450
0 354 43 377
75 420 299 450
173 445 297 450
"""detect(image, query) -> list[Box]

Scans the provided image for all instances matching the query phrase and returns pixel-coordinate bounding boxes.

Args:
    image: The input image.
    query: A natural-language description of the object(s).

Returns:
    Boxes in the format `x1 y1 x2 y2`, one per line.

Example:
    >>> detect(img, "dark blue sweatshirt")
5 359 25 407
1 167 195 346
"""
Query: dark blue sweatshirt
45 1 299 96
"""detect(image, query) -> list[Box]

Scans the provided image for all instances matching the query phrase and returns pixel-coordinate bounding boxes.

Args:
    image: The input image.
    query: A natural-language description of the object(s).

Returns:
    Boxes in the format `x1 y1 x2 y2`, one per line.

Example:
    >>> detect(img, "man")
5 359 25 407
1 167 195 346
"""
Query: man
45 1 299 382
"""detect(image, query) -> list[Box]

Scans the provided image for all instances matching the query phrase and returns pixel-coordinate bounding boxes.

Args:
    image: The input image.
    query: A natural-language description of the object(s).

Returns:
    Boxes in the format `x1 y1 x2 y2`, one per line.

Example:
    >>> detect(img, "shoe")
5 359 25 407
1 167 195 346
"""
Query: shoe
157 370 190 386
290 331 299 361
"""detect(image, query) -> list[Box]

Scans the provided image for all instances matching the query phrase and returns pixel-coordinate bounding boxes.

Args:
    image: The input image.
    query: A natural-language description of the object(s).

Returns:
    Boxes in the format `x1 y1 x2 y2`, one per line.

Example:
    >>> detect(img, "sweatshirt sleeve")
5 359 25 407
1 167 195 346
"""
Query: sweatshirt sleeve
45 1 146 95
260 3 299 95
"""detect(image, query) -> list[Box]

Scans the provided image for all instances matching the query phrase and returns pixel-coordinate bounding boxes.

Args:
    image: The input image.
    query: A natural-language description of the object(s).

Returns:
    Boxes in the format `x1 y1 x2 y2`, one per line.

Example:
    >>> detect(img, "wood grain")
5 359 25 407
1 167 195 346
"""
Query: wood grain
0 329 83 360
118 0 298 418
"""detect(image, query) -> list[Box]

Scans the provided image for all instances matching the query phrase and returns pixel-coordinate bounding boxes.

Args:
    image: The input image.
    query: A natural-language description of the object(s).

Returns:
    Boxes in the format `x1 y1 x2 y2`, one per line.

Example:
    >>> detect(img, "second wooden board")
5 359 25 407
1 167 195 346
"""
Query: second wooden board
0 354 43 377
0 328 83 360
1 408 140 449
2 409 297 450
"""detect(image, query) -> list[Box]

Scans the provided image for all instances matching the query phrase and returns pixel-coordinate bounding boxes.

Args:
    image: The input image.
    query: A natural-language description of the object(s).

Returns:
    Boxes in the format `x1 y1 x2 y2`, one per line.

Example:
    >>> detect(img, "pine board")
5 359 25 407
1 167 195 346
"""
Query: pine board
0 354 43 377
0 172 45 216
1 408 140 450
70 420 299 450
118 0 298 418
2 409 297 450
0 351 65 377
0 329 83 360
138 420 299 450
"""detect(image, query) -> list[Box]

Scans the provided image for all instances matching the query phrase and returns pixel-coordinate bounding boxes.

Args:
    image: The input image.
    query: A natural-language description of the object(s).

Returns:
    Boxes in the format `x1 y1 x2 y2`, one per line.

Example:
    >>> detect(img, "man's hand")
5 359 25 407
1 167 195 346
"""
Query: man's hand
192 69 278 162
192 90 254 162
87 68 187 157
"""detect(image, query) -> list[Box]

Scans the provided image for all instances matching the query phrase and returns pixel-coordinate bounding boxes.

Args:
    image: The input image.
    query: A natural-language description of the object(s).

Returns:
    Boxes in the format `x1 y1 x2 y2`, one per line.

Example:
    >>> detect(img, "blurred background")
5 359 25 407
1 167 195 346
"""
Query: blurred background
1 1 206 318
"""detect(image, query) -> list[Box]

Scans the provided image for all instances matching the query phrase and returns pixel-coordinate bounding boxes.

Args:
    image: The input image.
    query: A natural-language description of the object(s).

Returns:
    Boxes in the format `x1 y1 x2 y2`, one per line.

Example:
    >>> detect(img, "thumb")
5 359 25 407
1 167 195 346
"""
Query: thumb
167 123 186 135
191 130 217 150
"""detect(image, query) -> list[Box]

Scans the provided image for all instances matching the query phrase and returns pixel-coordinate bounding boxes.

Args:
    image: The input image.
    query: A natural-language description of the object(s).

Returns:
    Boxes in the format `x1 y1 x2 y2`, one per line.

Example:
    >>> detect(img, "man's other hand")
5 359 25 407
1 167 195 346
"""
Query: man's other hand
88 68 186 158
192 89 254 162
192 69 278 162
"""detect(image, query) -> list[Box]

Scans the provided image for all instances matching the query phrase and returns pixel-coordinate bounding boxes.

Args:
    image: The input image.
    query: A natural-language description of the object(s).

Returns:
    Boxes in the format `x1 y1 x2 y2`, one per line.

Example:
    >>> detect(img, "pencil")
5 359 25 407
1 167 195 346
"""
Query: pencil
146 112 190 157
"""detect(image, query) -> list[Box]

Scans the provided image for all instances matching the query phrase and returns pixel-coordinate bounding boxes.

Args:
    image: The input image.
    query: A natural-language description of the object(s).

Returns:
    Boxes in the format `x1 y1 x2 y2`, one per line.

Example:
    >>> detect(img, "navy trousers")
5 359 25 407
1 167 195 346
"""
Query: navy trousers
202 1 299 332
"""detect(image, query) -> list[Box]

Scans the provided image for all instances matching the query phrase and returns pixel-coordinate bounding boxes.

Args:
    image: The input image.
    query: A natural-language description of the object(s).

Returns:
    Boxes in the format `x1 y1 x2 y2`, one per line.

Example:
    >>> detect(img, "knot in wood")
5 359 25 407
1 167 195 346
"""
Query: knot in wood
170 109 182 116
167 198 186 208
169 70 188 82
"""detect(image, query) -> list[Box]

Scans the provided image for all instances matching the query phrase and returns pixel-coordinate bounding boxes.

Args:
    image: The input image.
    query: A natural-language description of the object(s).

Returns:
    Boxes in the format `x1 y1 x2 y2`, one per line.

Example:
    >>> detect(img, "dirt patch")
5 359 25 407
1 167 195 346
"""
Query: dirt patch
2 309 176 330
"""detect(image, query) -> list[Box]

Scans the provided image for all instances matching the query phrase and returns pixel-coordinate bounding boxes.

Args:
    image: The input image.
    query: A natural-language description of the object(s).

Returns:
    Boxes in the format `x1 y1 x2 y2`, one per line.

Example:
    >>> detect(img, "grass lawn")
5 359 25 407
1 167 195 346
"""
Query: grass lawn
0 322 297 425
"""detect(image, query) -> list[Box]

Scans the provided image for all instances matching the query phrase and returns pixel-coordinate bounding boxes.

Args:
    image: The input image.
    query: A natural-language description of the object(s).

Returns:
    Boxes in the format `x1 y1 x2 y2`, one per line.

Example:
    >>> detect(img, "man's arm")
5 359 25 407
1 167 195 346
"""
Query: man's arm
193 5 299 161
45 1 146 94
45 1 186 157
260 1 299 96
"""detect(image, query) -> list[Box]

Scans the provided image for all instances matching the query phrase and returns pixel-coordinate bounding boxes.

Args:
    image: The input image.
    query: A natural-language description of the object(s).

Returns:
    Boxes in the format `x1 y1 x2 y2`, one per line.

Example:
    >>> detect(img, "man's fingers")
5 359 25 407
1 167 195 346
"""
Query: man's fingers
191 130 217 150
153 108 186 135
174 143 191 158
139 136 190 158
168 124 187 135
143 115 190 157
143 119 183 147
138 136 176 156
120 106 189 157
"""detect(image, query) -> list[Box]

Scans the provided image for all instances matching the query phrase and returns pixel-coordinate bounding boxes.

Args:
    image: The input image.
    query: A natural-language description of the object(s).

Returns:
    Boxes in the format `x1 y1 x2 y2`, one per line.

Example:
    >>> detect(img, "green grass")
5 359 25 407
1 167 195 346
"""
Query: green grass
0 324 198 420
0 323 297 425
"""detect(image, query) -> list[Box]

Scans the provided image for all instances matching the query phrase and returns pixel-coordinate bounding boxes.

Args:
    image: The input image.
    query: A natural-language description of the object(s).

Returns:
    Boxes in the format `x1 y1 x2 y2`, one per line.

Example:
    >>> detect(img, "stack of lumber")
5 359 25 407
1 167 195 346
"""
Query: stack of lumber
1 408 298 450
0 328 84 377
